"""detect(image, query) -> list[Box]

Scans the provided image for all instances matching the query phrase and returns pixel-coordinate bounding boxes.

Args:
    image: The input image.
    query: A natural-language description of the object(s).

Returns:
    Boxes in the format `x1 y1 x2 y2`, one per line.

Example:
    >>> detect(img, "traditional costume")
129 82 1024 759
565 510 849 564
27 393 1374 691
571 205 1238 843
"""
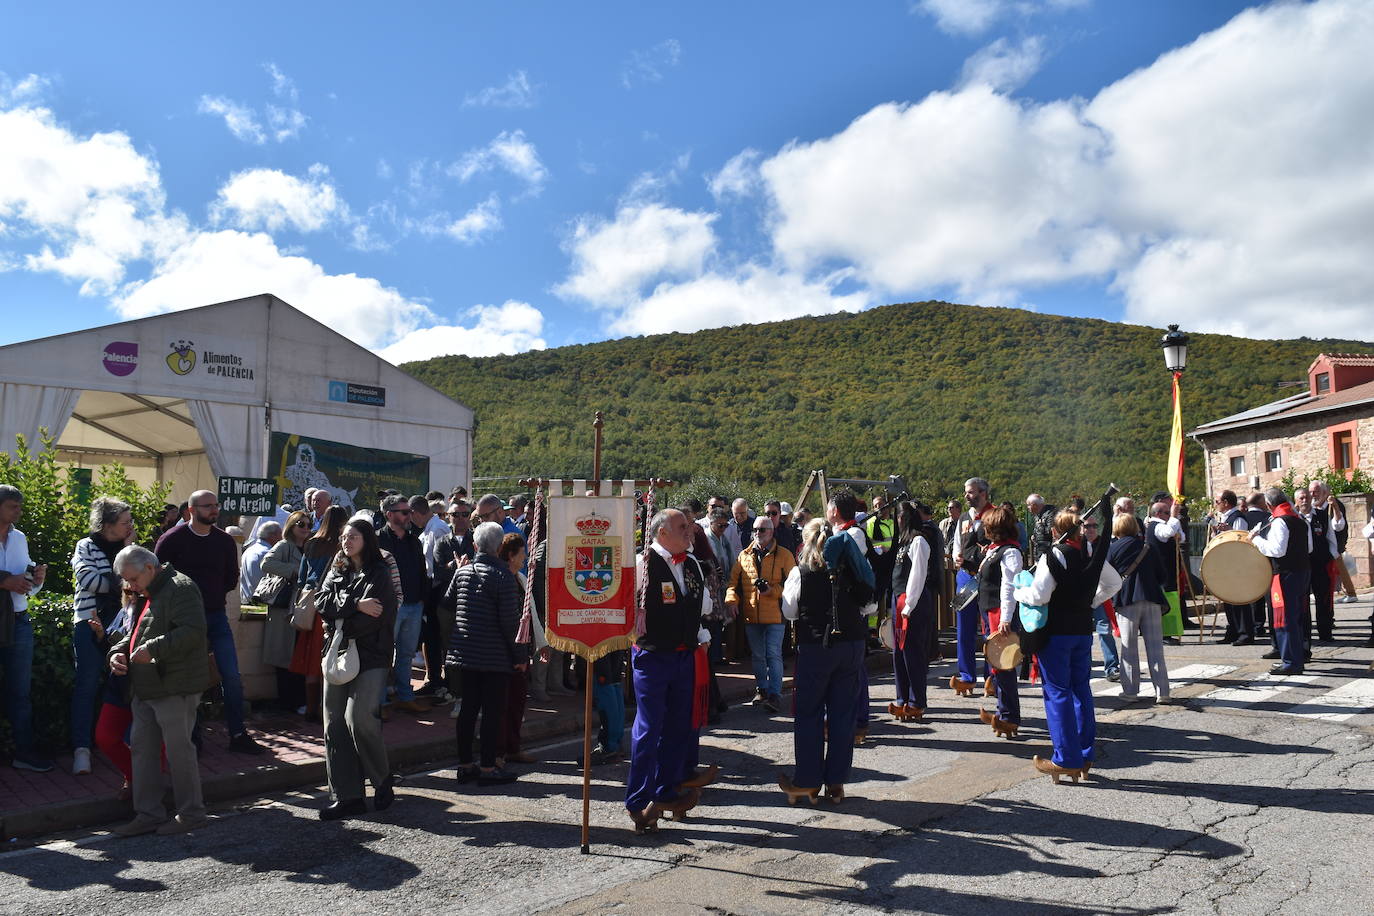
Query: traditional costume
780 530 873 803
890 520 943 718
625 541 711 831
977 540 1023 732
953 506 990 690
1251 503 1312 674
1014 506 1111 780
1303 502 1341 643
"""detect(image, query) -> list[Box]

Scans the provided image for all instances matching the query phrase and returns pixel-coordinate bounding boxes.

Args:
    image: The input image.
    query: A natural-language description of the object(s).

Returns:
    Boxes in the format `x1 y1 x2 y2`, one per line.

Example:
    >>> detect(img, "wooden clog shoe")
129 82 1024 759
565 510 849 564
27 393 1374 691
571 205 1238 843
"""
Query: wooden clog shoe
900 704 925 722
628 804 661 835
978 708 1019 738
778 774 820 805
661 787 701 822
824 784 845 804
949 675 976 697
984 676 996 697
1033 755 1085 784
680 764 720 790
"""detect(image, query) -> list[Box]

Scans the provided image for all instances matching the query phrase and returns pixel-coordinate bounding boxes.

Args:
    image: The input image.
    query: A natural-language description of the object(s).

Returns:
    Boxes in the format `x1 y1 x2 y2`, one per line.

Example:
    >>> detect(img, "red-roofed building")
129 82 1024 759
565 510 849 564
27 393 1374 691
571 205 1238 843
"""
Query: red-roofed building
1192 354 1374 588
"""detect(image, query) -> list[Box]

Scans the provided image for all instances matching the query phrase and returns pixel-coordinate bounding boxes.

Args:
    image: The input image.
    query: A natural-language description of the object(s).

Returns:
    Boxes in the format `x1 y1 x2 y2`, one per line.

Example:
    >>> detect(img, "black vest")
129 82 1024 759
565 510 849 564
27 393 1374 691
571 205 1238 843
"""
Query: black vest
1222 507 1245 529
1308 507 1333 564
977 544 1017 612
891 525 945 601
1274 514 1310 574
1045 545 1096 636
638 551 705 652
794 564 867 646
1145 519 1180 589
1244 507 1269 531
1333 498 1350 553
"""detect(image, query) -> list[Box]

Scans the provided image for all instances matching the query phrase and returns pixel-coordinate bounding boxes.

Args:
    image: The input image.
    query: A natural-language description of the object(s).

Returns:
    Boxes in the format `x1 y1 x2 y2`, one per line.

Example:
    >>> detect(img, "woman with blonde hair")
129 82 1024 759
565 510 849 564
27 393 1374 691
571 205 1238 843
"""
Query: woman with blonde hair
778 517 874 804
1105 513 1172 703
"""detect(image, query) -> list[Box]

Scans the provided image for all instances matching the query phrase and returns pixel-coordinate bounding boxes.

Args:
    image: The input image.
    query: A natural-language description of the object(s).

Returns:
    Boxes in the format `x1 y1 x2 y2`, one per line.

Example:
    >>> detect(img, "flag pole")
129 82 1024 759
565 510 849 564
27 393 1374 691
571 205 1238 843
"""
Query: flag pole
581 411 604 855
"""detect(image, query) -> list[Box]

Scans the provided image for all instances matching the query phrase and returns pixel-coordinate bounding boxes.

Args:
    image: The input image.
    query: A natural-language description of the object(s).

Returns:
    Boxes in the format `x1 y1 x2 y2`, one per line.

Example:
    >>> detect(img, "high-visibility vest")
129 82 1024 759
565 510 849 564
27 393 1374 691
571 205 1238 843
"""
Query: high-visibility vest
865 514 894 553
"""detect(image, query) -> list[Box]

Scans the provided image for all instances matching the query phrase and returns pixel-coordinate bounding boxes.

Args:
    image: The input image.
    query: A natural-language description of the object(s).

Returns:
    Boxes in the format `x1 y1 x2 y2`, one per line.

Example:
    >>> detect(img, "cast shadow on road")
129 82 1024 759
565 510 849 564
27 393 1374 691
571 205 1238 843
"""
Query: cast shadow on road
0 805 433 894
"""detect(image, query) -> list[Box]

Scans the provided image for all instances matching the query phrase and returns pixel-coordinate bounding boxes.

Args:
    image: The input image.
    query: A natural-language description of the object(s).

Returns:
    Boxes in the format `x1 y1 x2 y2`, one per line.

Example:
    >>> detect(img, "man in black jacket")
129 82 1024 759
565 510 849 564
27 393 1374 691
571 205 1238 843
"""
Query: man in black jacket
377 494 431 713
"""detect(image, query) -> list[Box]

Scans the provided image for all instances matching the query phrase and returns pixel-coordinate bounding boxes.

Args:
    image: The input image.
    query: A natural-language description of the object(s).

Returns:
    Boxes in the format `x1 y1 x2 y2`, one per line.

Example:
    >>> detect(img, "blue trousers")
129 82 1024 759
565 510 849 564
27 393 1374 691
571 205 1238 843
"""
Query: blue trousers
893 591 934 707
1275 569 1311 670
625 647 694 812
793 640 863 789
0 613 35 754
1093 605 1119 675
1038 634 1095 769
856 662 870 728
745 622 785 696
993 666 1020 723
955 600 979 683
205 611 246 737
391 601 424 701
71 619 105 748
593 680 626 754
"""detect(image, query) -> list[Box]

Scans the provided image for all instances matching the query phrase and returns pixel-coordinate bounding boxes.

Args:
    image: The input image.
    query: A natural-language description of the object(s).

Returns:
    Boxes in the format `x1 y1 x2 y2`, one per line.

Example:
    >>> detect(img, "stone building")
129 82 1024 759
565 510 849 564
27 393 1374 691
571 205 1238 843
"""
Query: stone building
1191 353 1373 587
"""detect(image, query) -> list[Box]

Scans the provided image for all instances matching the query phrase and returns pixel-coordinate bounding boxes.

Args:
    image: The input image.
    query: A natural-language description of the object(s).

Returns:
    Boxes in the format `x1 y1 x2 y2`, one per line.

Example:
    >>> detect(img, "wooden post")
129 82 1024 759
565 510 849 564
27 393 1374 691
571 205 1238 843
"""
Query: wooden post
581 411 604 855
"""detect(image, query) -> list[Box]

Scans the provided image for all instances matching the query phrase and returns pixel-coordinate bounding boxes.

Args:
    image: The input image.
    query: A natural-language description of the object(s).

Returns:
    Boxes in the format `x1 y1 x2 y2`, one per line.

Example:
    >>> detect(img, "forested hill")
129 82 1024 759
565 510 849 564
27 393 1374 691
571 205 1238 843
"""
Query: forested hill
403 301 1371 503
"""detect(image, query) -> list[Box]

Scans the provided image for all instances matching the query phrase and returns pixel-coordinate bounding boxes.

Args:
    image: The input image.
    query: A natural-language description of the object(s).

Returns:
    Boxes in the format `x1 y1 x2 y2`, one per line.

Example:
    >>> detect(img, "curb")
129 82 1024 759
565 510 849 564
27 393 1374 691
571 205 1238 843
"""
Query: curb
2 648 898 841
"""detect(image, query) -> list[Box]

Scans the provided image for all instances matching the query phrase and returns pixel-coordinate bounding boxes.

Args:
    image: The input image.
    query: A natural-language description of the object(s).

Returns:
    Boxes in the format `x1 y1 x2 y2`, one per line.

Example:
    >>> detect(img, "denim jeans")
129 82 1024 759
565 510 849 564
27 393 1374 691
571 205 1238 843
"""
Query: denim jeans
1093 605 1119 676
0 613 35 754
745 622 785 697
71 619 105 748
392 601 424 701
205 611 246 736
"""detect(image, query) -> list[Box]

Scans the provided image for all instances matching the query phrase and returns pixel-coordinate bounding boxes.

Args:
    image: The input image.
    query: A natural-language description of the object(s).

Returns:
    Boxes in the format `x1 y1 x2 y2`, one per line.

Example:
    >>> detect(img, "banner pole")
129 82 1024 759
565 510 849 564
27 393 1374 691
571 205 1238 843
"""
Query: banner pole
581 410 604 855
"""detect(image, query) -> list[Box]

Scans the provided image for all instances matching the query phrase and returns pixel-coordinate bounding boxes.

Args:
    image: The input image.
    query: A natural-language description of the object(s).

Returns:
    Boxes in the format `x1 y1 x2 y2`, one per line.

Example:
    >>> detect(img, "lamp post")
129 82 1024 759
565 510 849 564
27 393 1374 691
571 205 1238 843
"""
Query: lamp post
1161 324 1190 374
1161 324 1195 641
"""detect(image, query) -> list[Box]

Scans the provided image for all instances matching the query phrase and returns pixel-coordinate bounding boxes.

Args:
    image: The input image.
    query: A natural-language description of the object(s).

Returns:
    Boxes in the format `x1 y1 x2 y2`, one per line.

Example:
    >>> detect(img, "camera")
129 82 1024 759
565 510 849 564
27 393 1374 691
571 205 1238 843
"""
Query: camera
753 577 769 592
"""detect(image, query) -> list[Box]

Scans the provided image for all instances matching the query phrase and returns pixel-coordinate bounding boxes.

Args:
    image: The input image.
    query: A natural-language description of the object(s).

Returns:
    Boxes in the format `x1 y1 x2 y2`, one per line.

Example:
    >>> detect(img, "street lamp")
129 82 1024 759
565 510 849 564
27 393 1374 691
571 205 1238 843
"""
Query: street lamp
1161 324 1190 373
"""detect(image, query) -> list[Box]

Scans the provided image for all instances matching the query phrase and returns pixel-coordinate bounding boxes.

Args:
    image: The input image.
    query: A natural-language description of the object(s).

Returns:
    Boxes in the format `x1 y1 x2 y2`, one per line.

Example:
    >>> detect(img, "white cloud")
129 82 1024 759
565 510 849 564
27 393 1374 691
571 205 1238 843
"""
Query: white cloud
444 195 501 244
448 130 548 194
608 266 870 337
0 72 51 106
555 203 717 308
621 39 682 89
114 229 434 350
958 35 1046 92
378 300 547 362
211 164 343 233
463 70 536 109
197 63 306 144
197 95 266 144
376 158 393 180
707 148 762 200
916 0 1088 35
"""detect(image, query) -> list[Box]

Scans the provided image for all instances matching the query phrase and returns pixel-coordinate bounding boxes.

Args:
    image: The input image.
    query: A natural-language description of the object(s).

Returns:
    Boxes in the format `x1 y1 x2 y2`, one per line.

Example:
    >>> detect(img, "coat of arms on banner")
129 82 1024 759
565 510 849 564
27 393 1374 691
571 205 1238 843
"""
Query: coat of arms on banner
563 514 621 605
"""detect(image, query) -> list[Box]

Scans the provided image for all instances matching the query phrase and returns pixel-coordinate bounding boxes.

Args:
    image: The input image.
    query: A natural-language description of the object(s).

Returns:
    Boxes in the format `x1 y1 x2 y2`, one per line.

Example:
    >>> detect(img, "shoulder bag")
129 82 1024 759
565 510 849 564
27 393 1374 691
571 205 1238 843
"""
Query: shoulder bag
322 625 360 685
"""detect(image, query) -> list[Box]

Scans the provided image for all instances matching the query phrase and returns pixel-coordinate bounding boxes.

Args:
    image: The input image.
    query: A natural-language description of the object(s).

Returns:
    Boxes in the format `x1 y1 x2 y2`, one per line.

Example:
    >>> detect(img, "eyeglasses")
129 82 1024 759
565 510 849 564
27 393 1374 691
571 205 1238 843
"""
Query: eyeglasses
1083 523 1099 529
766 510 780 516
753 527 773 533
389 508 412 515
451 511 471 518
293 521 310 528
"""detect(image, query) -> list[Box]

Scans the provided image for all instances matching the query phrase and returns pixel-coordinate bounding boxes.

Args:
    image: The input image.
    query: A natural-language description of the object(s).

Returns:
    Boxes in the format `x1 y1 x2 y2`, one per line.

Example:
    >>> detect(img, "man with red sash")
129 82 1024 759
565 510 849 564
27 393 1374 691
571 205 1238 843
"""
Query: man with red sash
1250 488 1312 676
625 509 712 833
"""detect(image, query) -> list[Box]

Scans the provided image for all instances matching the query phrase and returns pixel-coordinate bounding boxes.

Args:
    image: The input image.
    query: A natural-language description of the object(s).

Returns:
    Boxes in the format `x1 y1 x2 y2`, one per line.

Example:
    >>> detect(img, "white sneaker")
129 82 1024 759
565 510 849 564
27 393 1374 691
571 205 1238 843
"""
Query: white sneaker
1339 595 1359 604
72 747 92 775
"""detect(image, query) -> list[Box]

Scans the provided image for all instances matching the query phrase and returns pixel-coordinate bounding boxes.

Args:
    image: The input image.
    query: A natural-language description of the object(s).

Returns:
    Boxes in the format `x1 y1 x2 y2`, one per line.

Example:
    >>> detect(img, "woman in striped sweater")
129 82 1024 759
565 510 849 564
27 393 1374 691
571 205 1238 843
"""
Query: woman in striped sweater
69 497 134 776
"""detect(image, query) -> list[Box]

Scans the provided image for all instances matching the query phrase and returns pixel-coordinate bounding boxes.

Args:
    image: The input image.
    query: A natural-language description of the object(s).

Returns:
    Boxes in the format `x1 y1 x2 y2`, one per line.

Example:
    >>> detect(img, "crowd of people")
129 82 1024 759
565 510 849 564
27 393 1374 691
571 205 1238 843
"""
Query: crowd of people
0 473 1369 838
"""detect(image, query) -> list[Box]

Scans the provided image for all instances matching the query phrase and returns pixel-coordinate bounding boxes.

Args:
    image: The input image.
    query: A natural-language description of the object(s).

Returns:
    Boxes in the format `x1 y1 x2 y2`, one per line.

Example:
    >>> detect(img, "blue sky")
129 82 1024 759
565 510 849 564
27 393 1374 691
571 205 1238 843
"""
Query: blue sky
2 1 1370 361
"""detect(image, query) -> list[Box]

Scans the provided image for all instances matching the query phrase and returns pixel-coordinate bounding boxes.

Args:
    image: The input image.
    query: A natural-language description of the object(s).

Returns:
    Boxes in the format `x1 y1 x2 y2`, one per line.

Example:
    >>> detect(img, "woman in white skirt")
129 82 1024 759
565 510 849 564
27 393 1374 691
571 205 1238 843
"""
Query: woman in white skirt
1105 514 1173 703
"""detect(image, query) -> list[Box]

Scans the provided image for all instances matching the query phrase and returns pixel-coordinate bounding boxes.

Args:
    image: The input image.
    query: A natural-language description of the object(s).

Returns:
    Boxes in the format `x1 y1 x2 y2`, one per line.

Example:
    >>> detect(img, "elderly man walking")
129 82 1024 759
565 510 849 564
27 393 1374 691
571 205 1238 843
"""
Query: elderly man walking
108 545 211 836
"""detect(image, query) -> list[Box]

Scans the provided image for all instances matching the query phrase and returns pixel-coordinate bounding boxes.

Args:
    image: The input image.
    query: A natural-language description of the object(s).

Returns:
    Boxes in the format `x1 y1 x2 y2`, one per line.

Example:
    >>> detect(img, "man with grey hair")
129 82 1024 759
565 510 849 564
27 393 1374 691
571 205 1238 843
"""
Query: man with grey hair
475 493 522 538
109 544 211 835
309 488 332 530
1026 493 1057 566
1250 488 1313 675
239 521 282 604
0 484 51 772
1302 481 1344 643
625 508 713 832
156 489 263 755
725 498 755 557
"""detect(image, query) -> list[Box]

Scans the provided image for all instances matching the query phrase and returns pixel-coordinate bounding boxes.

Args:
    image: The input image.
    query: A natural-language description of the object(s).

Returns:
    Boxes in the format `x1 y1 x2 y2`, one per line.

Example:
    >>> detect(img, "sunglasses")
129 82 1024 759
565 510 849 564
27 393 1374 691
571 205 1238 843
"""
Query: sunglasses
293 521 310 528
754 527 773 533
765 510 780 516
390 508 412 515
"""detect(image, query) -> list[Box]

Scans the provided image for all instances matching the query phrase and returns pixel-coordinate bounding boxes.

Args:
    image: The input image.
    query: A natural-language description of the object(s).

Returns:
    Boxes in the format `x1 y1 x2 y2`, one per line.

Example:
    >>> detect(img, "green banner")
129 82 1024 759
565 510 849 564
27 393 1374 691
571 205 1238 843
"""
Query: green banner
268 432 430 515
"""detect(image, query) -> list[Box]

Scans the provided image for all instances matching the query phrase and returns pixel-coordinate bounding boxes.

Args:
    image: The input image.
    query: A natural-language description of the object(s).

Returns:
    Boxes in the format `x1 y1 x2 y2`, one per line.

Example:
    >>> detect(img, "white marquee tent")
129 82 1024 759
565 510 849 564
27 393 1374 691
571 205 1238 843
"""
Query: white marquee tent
0 294 473 506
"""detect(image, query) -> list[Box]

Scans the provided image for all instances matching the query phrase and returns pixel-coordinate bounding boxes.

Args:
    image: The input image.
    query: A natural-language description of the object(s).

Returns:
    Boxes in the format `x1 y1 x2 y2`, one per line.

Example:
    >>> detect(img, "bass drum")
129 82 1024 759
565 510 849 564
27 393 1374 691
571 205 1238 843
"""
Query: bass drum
1201 529 1271 604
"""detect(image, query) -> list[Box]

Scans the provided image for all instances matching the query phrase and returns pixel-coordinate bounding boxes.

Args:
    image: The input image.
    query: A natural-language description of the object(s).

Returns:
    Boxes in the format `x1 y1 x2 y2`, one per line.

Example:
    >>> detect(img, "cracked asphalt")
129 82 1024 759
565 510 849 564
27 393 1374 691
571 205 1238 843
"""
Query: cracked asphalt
2 631 1371 916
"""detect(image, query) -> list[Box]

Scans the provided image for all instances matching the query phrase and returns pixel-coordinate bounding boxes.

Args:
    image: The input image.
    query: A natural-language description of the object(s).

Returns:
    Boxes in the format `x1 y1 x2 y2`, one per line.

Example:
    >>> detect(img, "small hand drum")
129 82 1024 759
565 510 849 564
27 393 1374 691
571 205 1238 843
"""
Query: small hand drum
984 629 1024 671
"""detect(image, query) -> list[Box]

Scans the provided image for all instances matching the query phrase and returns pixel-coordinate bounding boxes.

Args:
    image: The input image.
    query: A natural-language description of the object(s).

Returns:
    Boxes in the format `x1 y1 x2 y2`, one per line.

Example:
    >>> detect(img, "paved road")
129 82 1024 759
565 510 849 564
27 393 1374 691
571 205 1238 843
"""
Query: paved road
2 634 1371 915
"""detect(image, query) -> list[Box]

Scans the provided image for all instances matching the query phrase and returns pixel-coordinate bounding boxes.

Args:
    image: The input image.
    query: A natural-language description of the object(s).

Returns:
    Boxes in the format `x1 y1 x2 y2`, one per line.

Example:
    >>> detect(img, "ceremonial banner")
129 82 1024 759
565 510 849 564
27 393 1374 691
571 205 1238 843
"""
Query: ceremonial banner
1166 371 1185 502
544 492 637 661
268 431 429 514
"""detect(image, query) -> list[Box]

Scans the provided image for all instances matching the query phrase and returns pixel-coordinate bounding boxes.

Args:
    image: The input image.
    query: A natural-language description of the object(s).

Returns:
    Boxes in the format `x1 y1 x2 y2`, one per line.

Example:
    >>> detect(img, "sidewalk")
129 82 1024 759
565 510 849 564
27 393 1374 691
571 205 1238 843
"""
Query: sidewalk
0 657 847 841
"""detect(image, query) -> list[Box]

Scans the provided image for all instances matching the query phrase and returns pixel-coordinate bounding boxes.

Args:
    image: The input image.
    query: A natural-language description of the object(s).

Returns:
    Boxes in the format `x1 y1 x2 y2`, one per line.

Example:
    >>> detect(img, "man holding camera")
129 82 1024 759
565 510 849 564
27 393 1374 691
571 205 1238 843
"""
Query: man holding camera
726 516 796 713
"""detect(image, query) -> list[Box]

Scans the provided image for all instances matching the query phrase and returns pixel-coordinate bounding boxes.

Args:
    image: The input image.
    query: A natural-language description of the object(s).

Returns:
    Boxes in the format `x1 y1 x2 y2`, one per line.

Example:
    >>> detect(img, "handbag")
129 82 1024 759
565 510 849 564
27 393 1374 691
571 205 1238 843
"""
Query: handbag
322 626 360 685
252 572 292 609
291 585 318 632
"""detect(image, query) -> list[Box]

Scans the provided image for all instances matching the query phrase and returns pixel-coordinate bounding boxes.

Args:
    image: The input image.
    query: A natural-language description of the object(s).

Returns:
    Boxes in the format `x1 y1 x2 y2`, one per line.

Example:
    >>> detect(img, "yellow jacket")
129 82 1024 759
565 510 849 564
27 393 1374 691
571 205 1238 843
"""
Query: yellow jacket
726 543 797 625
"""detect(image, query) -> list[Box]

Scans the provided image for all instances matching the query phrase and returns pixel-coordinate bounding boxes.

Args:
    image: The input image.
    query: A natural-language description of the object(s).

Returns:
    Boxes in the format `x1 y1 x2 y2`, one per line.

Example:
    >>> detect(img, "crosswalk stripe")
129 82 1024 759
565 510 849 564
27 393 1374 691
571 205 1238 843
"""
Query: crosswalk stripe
1090 663 1237 697
1195 672 1321 706
1278 678 1374 722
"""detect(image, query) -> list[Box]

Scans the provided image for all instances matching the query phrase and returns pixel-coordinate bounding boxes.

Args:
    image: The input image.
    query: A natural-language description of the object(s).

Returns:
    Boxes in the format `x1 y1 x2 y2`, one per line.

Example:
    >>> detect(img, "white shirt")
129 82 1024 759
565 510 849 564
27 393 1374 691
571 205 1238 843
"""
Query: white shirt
1304 502 1342 557
902 537 931 614
1148 516 1186 544
997 548 1024 616
644 541 713 642
0 526 42 614
843 524 869 554
1221 508 1249 532
419 513 449 577
1252 513 1313 559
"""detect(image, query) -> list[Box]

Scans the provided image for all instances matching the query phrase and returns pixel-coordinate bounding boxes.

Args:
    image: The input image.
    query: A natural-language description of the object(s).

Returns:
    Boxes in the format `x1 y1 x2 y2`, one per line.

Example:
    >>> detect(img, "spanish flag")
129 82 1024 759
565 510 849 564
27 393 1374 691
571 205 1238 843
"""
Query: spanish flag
1167 371 1185 502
